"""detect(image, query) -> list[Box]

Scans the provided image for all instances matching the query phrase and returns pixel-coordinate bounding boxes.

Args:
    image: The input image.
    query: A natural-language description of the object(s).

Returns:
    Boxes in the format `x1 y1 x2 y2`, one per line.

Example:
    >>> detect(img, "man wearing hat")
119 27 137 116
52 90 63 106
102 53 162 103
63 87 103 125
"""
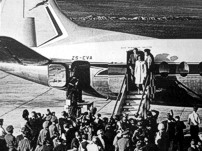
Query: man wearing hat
97 129 108 151
5 125 17 151
144 49 154 73
49 116 59 147
35 121 51 151
17 128 32 151
128 48 139 82
117 130 130 151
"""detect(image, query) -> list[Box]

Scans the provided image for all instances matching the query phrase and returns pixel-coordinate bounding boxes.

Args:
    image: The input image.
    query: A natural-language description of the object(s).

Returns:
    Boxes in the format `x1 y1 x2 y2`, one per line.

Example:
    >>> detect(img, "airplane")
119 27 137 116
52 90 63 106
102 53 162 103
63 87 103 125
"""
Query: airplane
0 0 202 107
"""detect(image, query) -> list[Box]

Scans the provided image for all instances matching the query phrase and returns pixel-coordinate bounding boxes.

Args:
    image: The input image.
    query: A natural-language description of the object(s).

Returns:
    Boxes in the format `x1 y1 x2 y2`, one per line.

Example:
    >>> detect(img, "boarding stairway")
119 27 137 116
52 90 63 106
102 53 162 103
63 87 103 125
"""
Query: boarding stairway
122 91 146 116
111 72 155 118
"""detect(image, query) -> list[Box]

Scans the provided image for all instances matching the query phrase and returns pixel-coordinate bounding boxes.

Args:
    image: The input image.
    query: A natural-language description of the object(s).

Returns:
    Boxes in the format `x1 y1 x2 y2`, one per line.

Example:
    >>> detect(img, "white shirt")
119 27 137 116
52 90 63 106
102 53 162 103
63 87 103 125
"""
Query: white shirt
87 143 100 151
188 111 200 126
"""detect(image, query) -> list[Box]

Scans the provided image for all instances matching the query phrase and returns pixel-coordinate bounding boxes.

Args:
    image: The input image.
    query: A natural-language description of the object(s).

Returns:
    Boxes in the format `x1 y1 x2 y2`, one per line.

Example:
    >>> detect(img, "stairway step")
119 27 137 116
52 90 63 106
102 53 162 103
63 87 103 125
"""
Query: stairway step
123 106 139 110
122 111 138 115
128 91 147 95
125 99 141 103
125 102 141 106
127 95 145 99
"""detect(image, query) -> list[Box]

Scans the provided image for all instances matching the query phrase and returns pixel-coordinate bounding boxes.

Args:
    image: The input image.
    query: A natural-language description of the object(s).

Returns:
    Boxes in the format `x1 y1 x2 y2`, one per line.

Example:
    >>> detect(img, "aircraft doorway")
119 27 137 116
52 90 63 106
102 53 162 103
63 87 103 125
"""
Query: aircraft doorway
126 49 144 91
71 61 90 88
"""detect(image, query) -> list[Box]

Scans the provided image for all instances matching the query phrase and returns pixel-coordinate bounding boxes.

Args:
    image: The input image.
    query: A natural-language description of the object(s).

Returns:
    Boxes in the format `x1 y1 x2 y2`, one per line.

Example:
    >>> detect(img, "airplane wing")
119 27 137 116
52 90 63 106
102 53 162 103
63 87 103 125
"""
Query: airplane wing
0 36 50 65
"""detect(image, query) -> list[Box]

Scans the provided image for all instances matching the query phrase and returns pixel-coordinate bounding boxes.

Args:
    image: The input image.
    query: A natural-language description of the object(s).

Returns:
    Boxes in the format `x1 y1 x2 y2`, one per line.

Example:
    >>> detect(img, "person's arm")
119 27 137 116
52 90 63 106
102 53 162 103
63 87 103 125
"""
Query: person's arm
187 114 191 125
170 110 174 117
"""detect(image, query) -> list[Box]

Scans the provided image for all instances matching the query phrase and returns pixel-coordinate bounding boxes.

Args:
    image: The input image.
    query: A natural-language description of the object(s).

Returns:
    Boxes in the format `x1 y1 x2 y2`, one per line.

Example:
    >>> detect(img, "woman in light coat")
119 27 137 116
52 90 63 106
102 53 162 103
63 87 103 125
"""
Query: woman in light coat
134 55 146 94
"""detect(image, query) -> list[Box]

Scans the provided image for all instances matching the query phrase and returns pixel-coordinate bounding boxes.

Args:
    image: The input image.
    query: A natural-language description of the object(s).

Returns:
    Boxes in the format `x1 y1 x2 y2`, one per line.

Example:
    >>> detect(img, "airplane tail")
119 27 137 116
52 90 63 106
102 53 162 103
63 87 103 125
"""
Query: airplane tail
0 0 78 47
1 0 151 47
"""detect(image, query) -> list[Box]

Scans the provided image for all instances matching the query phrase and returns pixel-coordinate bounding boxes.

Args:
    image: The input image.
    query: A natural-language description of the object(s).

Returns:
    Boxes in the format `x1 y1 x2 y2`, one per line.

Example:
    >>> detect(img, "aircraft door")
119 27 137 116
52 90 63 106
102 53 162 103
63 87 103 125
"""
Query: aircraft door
71 61 90 88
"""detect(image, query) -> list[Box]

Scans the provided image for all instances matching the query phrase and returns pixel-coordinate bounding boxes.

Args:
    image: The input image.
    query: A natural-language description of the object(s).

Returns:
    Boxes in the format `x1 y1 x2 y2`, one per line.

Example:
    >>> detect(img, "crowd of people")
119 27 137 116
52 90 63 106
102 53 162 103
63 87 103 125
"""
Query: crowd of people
0 106 201 151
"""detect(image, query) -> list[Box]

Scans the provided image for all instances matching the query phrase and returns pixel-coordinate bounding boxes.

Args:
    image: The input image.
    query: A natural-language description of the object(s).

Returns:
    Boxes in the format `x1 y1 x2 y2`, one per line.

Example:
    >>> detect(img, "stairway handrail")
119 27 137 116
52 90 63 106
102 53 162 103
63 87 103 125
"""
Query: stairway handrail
111 74 127 118
175 80 202 99
136 72 151 116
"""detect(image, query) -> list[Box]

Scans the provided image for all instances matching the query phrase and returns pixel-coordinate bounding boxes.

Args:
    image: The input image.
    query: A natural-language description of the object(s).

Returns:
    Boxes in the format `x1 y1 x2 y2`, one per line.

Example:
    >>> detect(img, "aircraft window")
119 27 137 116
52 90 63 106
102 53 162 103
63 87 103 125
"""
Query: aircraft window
178 62 189 77
159 61 169 77
199 62 202 76
48 64 67 87
98 70 108 75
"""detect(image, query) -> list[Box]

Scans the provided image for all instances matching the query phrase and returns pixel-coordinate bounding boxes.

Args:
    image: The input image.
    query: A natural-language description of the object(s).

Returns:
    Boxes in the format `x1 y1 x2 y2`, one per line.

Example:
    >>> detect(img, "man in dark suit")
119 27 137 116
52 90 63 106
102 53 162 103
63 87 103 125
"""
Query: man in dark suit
71 131 81 151
97 129 110 151
174 116 186 151
128 48 139 83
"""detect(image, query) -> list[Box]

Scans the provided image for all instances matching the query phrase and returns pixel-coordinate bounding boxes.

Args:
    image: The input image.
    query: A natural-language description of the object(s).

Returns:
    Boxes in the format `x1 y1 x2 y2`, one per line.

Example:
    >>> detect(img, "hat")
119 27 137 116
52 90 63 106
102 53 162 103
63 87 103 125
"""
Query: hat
122 130 129 135
46 115 52 121
144 49 151 53
43 121 49 129
51 116 57 122
6 125 14 132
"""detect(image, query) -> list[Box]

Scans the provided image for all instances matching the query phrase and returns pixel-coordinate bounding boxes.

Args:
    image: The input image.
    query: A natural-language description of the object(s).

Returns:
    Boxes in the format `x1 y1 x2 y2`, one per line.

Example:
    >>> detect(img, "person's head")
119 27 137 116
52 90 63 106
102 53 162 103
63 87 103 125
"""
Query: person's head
137 55 141 61
158 123 165 131
46 115 52 121
37 112 41 117
22 128 29 138
0 119 3 126
61 111 66 117
198 140 202 146
31 111 37 118
190 139 196 146
97 129 104 137
114 115 120 122
6 125 14 134
167 113 172 120
96 113 101 118
133 48 138 54
129 118 135 125
47 109 51 114
82 134 87 140
75 131 81 140
51 116 58 124
22 109 29 119
137 121 143 128
175 116 180 121
144 49 151 56
52 112 55 116
147 111 152 118
43 121 49 129
103 117 108 123
193 106 198 112
92 136 98 144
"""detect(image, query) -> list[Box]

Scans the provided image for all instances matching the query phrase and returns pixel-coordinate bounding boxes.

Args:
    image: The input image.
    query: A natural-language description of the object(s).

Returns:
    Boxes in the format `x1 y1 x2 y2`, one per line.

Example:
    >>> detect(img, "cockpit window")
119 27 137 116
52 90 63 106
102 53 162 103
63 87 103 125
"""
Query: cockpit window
178 62 189 77
159 61 169 77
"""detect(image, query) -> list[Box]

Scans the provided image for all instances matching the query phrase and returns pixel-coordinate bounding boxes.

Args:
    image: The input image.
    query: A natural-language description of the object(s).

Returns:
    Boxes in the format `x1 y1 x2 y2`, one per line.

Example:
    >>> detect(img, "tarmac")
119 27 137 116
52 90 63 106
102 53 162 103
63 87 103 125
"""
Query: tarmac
0 70 202 137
